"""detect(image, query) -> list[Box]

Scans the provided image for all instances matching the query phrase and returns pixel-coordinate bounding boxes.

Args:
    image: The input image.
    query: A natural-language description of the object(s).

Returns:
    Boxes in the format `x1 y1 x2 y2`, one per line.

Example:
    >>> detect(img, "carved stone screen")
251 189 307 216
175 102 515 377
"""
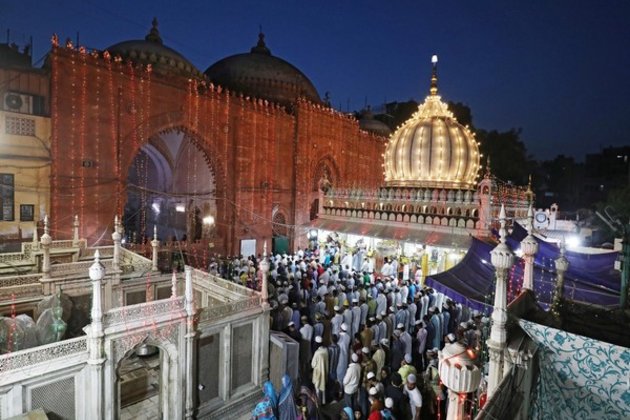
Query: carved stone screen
30 377 75 419
197 333 221 403
231 323 253 390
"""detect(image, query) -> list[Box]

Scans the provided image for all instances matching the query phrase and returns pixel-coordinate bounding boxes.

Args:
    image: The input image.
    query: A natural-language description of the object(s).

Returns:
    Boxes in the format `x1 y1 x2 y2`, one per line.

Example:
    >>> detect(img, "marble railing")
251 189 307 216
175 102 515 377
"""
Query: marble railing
0 336 87 375
197 296 262 324
119 247 153 273
322 206 481 230
103 296 185 327
0 239 86 267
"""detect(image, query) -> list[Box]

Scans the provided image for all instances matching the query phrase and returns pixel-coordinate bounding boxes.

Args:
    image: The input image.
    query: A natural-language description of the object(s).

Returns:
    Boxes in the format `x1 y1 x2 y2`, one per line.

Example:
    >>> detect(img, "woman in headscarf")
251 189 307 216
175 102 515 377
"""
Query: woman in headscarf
277 374 298 420
298 385 319 420
251 381 278 419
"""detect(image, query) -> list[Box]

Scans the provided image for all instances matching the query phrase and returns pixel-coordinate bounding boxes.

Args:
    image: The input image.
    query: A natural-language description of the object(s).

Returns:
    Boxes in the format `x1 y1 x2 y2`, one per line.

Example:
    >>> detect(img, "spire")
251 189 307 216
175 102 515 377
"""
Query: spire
251 29 271 55
145 17 163 44
526 174 534 204
430 54 438 96
484 156 492 178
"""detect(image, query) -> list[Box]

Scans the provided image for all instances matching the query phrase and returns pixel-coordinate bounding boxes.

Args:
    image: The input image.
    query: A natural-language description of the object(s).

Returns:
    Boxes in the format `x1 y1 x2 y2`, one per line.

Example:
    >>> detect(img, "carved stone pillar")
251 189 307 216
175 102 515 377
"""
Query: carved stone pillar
520 205 538 291
85 250 106 420
487 205 513 398
40 216 52 281
112 215 121 271
184 266 195 419
151 225 159 272
72 214 80 247
260 242 270 308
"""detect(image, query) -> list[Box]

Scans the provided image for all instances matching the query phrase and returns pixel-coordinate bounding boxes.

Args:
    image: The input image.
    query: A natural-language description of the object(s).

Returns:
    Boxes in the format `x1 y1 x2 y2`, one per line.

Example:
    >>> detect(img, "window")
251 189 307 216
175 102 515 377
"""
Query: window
0 174 14 221
5 115 35 136
20 204 34 221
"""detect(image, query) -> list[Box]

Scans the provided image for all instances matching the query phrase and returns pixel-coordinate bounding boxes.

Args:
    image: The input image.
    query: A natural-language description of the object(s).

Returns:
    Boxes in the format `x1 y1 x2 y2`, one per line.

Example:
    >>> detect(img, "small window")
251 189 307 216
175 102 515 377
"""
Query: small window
20 204 34 221
0 174 14 221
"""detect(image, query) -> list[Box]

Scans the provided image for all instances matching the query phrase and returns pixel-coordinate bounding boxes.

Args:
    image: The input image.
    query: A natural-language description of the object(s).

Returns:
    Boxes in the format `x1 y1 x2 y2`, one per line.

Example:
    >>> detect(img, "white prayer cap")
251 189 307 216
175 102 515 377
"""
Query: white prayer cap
380 310 387 316
288 321 295 327
315 336 323 343
385 397 394 408
367 372 376 380
396 323 404 329
341 323 348 331
352 298 359 303
414 319 422 326
404 353 412 363
351 353 359 362
380 338 389 346
407 374 417 384
389 306 395 313
334 305 340 312
368 387 378 396
446 333 457 343
361 346 370 354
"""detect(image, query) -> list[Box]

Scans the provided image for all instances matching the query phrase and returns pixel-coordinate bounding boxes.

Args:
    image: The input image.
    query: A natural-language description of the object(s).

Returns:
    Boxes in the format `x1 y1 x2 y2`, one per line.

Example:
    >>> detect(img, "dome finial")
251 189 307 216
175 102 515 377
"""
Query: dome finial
145 17 163 44
430 54 439 96
251 27 271 55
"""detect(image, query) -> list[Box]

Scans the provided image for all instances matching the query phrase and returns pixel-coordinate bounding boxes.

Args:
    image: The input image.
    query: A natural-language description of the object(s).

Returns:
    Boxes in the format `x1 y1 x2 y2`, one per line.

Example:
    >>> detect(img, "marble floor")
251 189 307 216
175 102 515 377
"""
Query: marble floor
120 394 161 420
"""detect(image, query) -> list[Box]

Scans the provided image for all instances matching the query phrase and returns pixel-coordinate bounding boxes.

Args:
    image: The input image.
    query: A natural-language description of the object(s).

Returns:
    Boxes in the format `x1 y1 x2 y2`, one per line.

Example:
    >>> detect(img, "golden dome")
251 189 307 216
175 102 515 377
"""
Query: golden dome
384 56 480 190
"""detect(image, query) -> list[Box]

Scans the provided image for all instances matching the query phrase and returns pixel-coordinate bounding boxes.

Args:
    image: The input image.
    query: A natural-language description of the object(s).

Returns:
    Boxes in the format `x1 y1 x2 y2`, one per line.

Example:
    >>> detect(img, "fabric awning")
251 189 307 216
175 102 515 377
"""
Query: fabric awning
309 217 472 248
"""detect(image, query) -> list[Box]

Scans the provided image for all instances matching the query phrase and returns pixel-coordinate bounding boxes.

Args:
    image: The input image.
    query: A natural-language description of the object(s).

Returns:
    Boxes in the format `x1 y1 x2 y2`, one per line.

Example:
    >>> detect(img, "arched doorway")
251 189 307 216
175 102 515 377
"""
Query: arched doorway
117 344 163 419
272 209 289 255
124 129 216 244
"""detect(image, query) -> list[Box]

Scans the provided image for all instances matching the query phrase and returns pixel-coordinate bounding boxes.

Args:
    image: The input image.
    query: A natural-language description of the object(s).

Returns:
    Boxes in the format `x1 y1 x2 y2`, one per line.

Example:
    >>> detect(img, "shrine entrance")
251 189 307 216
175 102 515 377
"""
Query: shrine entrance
117 344 164 420
123 129 216 244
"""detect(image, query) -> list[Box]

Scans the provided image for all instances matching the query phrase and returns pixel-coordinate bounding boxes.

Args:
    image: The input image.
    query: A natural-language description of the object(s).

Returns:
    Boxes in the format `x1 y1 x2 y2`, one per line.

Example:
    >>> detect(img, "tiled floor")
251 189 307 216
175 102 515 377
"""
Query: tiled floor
120 394 161 420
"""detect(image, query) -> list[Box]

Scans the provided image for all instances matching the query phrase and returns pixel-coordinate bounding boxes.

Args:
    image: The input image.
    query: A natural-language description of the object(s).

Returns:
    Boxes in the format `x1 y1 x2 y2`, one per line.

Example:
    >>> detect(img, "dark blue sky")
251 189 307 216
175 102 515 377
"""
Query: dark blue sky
3 0 629 160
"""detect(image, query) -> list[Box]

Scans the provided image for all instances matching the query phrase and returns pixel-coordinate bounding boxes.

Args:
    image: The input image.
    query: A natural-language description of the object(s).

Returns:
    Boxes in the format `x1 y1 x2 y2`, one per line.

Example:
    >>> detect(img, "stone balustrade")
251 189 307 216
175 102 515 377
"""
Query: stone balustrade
0 336 88 375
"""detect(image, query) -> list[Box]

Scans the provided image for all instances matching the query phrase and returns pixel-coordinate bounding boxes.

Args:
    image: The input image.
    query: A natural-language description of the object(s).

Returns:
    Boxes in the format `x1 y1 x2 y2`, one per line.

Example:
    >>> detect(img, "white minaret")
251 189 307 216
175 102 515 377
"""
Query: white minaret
260 241 270 307
41 215 52 280
86 250 105 419
520 204 538 291
487 205 514 397
72 214 80 247
88 250 105 337
151 225 159 272
111 215 121 271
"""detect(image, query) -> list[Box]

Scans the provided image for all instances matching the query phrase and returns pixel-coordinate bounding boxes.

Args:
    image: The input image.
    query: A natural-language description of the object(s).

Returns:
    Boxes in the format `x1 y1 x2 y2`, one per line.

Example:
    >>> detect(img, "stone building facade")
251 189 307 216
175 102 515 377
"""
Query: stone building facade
47 25 386 256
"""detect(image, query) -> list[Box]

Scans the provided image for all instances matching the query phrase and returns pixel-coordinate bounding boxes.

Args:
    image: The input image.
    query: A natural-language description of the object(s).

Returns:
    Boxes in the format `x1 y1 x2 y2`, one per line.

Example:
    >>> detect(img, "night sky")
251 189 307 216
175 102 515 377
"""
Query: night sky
2 0 629 161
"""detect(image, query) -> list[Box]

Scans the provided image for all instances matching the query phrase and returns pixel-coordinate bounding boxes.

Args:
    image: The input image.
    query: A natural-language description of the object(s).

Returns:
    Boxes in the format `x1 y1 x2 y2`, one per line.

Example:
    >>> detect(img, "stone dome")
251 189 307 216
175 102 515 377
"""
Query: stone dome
384 58 480 190
204 33 320 107
359 108 392 137
106 18 202 78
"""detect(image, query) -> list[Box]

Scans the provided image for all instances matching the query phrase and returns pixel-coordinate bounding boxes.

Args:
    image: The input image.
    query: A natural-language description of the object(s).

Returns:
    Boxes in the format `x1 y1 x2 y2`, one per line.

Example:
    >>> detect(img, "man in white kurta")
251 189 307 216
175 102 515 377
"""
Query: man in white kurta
311 336 329 404
336 324 351 382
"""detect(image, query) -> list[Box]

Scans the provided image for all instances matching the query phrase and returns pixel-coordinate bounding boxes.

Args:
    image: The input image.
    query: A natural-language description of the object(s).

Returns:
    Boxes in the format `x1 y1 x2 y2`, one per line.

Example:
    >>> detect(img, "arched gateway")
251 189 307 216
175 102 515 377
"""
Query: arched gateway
123 128 217 244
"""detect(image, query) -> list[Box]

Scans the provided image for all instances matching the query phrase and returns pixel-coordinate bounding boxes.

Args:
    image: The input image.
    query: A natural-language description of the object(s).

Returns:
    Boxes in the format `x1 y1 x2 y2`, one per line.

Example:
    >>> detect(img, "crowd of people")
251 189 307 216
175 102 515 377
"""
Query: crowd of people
211 244 489 420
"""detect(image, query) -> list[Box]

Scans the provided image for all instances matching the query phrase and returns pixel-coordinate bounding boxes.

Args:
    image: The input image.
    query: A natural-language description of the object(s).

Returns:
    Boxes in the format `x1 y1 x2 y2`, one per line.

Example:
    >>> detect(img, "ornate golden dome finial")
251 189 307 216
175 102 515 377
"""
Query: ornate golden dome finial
526 174 534 203
430 54 438 96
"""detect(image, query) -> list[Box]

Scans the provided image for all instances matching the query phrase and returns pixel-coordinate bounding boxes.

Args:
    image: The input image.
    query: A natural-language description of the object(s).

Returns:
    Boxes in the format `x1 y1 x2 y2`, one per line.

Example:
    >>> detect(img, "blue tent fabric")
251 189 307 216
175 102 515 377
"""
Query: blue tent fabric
425 223 620 312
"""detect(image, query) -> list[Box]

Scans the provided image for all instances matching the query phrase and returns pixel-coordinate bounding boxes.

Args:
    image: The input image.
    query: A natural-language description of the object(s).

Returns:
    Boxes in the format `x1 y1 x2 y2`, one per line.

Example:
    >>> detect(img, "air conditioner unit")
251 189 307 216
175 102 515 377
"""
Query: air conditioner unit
4 92 33 114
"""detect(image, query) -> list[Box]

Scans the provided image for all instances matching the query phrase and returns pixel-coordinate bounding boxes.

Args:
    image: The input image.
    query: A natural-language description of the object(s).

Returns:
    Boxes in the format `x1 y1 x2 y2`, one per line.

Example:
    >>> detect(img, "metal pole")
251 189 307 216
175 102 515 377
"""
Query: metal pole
621 231 630 309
